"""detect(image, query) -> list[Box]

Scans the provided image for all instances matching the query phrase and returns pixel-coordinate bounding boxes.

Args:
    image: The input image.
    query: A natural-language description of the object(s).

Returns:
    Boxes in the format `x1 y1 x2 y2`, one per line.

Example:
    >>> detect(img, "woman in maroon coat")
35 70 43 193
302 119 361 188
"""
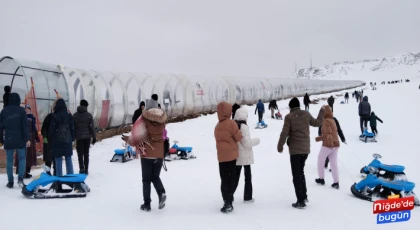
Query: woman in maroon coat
15 105 40 178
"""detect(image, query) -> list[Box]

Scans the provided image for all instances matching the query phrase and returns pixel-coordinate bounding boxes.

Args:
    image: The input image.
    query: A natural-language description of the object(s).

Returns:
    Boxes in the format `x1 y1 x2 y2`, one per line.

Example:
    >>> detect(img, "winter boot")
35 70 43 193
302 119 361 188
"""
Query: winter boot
315 178 325 185
331 183 339 189
220 202 234 213
24 173 32 179
140 203 151 212
6 182 13 188
158 193 167 209
17 177 24 188
292 200 306 209
79 169 85 174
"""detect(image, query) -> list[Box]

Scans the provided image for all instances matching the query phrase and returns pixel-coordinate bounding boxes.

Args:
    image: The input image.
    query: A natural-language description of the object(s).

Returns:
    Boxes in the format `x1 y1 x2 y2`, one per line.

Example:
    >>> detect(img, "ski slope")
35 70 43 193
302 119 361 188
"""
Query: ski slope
0 81 419 230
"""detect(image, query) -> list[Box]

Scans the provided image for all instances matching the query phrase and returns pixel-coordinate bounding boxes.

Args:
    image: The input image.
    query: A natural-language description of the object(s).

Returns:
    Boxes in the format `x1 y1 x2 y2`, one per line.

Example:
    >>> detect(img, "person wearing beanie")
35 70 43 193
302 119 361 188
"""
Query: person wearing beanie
277 97 325 209
146 94 159 110
73 99 96 174
132 101 145 124
254 99 265 123
3 85 11 107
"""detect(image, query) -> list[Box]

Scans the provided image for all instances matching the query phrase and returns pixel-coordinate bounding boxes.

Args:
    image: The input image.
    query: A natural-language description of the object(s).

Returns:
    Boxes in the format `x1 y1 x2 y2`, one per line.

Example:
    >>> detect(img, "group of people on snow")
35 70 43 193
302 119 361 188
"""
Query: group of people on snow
1 86 96 188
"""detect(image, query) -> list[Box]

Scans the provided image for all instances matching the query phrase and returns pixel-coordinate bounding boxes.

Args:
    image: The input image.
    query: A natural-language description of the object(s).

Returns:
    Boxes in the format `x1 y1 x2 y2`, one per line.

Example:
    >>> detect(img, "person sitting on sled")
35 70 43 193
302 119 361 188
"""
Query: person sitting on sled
317 114 346 171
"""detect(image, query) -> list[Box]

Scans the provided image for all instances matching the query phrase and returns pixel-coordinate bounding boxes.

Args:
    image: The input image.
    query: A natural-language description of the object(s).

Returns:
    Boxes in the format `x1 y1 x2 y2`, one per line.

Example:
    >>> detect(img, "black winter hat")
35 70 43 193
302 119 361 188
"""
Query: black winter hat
151 94 158 101
289 97 300 109
4 85 11 93
80 99 89 107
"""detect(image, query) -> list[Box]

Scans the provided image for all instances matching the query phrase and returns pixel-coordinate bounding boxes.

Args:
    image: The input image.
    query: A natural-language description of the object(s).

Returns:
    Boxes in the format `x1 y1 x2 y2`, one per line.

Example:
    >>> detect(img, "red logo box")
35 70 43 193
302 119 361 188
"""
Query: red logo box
373 196 415 214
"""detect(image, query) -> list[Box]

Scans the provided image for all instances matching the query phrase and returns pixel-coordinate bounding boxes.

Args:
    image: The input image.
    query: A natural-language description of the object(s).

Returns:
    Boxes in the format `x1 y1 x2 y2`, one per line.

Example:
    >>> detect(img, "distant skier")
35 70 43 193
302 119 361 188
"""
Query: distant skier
303 93 311 111
255 99 265 123
344 92 349 104
268 100 278 118
369 111 383 136
327 96 335 112
358 96 371 135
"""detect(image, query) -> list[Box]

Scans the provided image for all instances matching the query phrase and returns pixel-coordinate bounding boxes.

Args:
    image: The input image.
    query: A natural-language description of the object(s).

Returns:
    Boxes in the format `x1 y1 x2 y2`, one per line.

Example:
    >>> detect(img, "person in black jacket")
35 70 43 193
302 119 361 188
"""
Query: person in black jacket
344 92 349 104
318 117 346 169
73 99 96 174
41 109 55 175
132 101 145 124
3 85 11 107
268 100 278 118
232 103 240 119
0 93 30 188
327 96 335 112
303 93 311 111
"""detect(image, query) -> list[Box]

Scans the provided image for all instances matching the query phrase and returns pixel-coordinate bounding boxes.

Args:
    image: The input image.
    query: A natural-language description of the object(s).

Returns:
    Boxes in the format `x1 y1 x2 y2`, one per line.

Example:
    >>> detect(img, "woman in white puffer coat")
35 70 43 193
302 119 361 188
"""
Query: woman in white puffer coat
233 107 260 203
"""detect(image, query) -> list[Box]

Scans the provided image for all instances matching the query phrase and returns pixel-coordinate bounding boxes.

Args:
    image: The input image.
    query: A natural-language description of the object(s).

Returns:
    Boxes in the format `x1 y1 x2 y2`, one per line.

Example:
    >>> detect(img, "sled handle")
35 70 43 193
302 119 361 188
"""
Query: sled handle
372 153 382 159
367 166 379 174
173 140 179 144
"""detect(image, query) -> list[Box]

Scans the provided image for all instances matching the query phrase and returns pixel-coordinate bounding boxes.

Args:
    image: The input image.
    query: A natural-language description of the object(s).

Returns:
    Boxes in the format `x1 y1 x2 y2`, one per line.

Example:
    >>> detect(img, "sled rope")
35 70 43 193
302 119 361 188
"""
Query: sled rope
344 144 366 166
337 155 357 183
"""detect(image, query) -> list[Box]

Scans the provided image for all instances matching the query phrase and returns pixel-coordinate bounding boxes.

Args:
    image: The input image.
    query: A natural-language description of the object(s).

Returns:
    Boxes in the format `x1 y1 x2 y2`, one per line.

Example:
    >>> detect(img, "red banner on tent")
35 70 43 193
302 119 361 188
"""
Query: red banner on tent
23 77 43 153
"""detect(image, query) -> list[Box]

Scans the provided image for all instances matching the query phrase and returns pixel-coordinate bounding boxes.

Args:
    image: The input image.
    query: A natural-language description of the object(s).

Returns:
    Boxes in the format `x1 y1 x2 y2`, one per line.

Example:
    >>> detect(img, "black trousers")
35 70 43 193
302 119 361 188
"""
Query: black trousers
258 112 263 122
325 157 329 168
45 161 56 176
233 165 252 201
290 154 308 202
371 126 378 135
360 115 369 133
76 139 91 172
305 104 309 111
219 160 236 204
328 103 334 112
141 158 165 204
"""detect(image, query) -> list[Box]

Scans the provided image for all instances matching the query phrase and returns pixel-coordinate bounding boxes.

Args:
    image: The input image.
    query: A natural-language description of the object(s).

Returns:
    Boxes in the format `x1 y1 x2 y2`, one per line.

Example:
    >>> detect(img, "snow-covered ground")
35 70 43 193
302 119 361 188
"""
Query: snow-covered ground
0 80 419 230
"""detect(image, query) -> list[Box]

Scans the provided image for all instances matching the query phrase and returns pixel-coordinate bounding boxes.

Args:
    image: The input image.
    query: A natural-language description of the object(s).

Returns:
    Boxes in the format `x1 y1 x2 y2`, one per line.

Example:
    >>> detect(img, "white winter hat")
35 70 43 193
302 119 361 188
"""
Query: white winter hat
234 108 248 121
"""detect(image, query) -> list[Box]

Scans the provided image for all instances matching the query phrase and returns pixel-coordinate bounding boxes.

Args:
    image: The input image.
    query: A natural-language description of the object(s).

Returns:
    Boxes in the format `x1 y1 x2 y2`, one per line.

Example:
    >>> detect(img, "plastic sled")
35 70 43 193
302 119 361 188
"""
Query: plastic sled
359 129 377 143
110 145 135 163
275 112 283 120
351 166 419 205
165 140 196 161
360 153 407 180
22 165 90 199
255 120 268 129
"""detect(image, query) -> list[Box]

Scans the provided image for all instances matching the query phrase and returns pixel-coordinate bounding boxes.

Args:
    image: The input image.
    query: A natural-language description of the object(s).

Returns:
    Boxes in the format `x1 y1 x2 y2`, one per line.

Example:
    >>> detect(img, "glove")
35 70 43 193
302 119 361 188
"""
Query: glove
343 141 347 144
43 137 48 144
315 136 322 142
278 146 283 153
92 138 96 145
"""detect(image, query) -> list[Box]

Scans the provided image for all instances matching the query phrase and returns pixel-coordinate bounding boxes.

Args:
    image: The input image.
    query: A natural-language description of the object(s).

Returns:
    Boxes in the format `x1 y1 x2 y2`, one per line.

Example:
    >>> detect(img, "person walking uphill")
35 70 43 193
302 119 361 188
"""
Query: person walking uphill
233 108 260 203
344 92 349 104
318 116 346 170
73 99 96 174
268 100 278 118
0 93 30 188
315 105 341 189
327 95 335 112
369 111 383 135
41 109 55 175
304 93 311 111
214 102 243 213
49 98 75 177
358 96 371 134
277 98 325 209
255 99 265 122
132 101 145 124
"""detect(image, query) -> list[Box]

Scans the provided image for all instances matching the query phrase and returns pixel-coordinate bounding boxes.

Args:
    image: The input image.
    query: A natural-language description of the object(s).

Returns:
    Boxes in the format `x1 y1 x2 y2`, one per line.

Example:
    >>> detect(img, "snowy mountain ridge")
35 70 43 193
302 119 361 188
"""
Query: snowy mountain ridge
293 52 420 81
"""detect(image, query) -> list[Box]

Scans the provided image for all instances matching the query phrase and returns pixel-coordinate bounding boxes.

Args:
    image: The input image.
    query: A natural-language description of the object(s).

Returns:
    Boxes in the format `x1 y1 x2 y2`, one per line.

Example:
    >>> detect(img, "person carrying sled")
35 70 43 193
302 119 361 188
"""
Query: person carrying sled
41 108 55 175
232 103 240 119
344 92 349 104
303 93 311 111
277 98 325 208
214 102 243 213
255 99 265 123
327 95 335 112
124 94 168 212
15 105 40 178
369 111 383 136
49 98 75 177
268 100 278 118
233 107 260 203
358 96 371 135
73 100 96 174
315 105 342 189
0 93 30 188
318 116 346 170
132 101 145 124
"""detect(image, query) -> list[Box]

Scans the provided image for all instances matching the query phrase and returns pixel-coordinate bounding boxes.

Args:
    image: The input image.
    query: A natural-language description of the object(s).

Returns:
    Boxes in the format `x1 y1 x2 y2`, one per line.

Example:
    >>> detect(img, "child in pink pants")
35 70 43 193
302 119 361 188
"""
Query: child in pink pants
315 105 340 189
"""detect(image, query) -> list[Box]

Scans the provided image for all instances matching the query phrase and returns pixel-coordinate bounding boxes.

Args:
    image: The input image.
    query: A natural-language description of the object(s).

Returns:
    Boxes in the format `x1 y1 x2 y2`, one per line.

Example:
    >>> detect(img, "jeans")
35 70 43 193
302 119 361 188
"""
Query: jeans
290 154 308 202
234 165 253 201
55 156 74 176
219 160 236 204
141 158 166 204
76 139 91 172
6 148 26 182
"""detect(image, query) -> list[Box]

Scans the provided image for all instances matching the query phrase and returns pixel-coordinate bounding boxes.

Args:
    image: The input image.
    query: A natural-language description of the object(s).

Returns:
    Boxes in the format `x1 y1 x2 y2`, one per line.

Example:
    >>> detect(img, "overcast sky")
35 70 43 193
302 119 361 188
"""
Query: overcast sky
0 0 419 77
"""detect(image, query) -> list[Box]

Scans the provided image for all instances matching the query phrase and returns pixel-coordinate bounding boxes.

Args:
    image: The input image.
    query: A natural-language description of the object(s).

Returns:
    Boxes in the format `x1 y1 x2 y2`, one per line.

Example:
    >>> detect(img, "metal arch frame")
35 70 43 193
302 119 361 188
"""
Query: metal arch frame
0 56 30 95
78 69 102 121
170 74 187 116
109 72 129 126
90 70 114 128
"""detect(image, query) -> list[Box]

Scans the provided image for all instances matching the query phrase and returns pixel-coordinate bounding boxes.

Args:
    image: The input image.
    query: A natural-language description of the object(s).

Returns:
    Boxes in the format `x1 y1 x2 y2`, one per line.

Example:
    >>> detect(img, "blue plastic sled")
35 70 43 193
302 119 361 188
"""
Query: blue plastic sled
255 120 268 129
111 145 135 162
166 141 196 161
22 167 90 199
360 154 406 181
